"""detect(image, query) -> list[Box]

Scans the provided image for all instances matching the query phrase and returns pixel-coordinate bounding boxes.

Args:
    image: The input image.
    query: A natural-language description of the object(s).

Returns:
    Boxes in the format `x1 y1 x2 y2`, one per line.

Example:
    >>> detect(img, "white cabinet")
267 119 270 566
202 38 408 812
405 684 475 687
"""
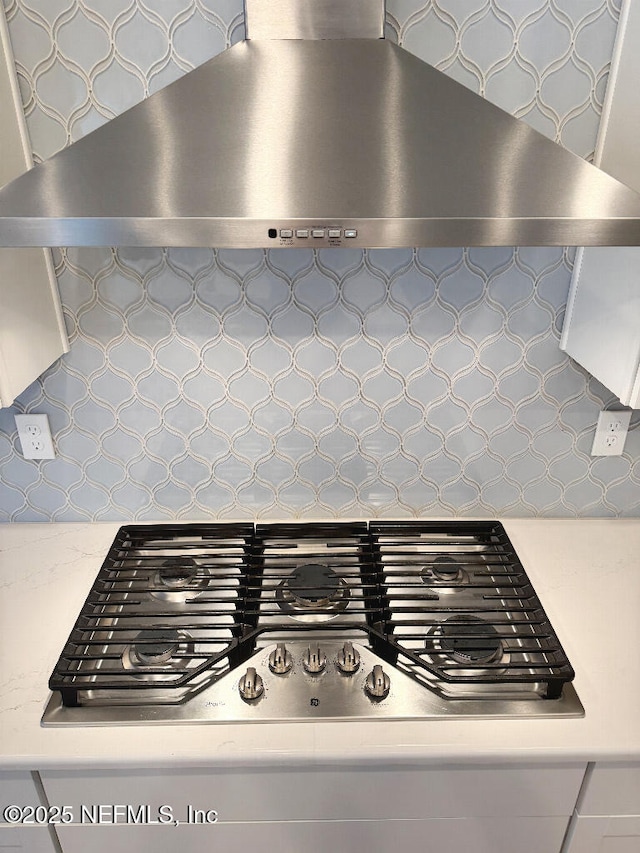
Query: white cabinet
41 762 586 853
0 772 57 852
561 0 640 408
53 817 573 853
563 763 640 853
0 8 68 408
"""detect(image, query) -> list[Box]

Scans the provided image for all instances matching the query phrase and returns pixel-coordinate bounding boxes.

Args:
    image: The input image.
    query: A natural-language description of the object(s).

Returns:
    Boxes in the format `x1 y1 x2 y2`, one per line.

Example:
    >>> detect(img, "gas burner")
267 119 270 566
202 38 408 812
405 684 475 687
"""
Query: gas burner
421 556 469 593
149 557 210 603
122 628 195 680
425 616 509 669
275 563 350 622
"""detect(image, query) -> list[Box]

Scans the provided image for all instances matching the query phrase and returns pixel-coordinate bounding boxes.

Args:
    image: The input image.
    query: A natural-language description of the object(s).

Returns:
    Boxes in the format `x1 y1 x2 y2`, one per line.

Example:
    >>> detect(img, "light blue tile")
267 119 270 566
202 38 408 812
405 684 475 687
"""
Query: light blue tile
317 428 359 460
294 272 340 314
147 272 196 316
155 338 201 377
245 269 292 314
364 304 408 345
318 480 357 510
251 401 294 434
361 372 404 405
136 371 181 406
228 372 271 410
317 372 360 408
164 400 207 435
452 370 496 406
107 338 153 378
273 373 314 408
270 303 315 343
236 481 277 510
91 370 135 408
56 431 100 463
195 479 235 510
342 268 387 314
117 399 163 434
232 429 273 462
255 457 296 489
296 401 338 433
390 269 436 314
66 481 110 516
430 338 476 377
267 249 314 280
111 481 153 513
213 455 253 487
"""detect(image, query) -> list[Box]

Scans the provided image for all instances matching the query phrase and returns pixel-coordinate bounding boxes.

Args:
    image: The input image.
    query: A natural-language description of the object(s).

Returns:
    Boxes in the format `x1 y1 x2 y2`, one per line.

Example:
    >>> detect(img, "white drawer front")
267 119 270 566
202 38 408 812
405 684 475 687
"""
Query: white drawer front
579 764 640 816
0 825 56 852
56 816 570 853
565 815 640 853
41 763 586 822
0 772 42 817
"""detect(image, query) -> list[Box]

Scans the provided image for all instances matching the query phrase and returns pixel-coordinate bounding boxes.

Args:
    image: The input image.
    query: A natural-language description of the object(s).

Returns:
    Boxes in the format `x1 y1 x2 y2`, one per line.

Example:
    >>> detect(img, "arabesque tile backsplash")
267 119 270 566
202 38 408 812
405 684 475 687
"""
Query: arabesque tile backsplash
0 0 638 521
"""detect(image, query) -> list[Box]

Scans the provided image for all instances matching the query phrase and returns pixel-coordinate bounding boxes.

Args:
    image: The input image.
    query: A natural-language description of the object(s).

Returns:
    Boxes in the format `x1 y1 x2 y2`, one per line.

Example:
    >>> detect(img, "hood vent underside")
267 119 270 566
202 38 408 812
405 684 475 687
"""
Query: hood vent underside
0 0 639 250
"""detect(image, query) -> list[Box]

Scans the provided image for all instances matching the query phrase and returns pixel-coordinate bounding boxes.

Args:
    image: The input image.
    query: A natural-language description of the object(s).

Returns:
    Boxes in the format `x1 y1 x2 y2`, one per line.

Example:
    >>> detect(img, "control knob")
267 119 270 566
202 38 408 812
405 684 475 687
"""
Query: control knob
336 641 360 674
303 643 327 674
268 643 293 674
238 667 264 701
365 665 390 699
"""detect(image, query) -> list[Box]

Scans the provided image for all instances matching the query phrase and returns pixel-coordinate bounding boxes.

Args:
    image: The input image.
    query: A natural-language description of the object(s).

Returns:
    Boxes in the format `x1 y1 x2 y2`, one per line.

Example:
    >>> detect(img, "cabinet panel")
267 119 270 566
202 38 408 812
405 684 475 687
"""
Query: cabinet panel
560 0 640 407
0 772 42 813
0 825 56 852
0 772 57 851
41 763 586 823
0 7 67 407
579 764 640 816
564 815 640 853
56 816 570 853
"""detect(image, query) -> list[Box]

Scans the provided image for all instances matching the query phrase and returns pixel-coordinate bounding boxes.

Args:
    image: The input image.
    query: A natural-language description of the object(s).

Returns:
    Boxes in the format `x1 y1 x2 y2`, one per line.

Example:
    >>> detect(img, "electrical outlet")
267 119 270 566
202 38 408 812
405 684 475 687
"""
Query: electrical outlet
591 410 632 456
15 413 55 460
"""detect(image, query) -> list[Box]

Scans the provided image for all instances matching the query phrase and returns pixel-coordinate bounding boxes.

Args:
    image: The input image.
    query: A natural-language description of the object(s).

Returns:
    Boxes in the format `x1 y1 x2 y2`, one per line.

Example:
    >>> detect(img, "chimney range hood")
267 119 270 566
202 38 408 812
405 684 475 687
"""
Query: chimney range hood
1 0 640 250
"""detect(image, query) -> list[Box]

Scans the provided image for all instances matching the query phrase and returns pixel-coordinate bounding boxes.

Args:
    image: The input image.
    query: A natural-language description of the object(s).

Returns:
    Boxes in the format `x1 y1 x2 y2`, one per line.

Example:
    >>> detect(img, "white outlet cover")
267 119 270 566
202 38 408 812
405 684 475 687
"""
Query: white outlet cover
591 410 633 456
15 413 55 460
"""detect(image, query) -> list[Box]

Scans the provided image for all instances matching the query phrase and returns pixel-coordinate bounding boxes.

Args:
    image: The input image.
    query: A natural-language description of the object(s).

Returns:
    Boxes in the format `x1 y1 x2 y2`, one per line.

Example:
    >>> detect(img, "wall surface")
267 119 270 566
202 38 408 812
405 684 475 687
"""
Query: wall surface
0 0 638 521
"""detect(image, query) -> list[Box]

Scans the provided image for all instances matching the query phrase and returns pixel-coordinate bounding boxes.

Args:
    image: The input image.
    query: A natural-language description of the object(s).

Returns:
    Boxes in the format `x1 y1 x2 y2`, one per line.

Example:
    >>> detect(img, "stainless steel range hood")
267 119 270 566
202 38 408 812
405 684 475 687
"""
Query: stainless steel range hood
1 0 640 250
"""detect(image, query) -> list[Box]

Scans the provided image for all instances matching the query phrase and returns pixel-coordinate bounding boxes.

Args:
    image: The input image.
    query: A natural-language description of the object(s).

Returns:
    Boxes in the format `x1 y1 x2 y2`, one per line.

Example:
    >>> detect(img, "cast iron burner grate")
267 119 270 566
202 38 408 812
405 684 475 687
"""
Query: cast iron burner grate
49 523 256 707
370 521 575 699
48 521 575 707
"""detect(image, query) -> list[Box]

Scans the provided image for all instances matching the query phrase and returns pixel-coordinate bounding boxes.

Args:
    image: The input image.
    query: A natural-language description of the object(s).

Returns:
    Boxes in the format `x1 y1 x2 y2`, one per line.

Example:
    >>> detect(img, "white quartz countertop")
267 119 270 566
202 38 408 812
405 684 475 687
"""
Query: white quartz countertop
1 519 639 770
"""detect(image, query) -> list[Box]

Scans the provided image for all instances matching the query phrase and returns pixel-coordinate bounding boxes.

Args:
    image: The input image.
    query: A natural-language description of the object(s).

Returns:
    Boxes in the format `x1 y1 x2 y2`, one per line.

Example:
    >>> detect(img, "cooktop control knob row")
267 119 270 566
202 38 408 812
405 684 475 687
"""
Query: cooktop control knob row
365 665 391 699
303 643 327 674
238 667 264 701
336 641 361 674
268 643 293 674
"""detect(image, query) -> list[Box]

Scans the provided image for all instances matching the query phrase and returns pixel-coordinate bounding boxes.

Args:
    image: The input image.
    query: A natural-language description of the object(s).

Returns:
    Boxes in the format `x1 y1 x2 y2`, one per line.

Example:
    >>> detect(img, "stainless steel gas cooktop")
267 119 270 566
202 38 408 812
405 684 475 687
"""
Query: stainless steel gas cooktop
42 521 583 725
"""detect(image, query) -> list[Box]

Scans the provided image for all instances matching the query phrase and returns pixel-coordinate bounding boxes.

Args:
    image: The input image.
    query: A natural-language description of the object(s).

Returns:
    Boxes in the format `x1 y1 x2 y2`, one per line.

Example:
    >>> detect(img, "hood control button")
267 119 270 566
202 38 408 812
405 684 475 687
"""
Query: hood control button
344 229 357 238
311 229 325 238
238 667 264 701
336 641 360 674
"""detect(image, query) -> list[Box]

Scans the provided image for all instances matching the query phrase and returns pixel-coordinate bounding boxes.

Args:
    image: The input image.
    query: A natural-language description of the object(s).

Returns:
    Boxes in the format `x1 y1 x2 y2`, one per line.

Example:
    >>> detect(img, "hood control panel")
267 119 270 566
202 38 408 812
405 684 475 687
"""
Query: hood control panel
269 227 358 242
